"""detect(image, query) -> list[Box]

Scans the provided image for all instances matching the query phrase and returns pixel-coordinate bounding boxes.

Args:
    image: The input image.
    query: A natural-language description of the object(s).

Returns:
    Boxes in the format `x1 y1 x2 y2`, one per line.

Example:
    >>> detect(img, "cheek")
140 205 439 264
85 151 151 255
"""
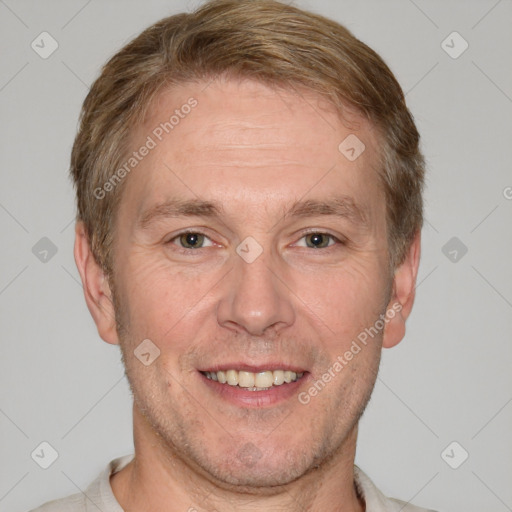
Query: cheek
294 259 388 341
120 253 204 325
115 253 223 365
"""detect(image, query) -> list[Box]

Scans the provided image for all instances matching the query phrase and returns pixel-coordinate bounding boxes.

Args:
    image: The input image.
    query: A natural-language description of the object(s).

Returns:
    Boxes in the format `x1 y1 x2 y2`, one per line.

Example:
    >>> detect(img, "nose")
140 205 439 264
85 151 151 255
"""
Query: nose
216 244 295 337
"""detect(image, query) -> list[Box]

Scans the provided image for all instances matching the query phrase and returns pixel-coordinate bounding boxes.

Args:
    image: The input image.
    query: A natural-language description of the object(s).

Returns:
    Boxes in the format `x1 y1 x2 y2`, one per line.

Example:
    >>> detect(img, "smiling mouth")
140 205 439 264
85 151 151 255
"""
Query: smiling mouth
200 369 305 391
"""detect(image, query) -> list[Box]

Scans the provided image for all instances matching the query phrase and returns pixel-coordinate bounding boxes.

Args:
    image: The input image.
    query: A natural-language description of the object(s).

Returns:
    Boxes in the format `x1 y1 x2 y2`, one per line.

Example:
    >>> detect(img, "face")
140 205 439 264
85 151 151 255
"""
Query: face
104 78 396 487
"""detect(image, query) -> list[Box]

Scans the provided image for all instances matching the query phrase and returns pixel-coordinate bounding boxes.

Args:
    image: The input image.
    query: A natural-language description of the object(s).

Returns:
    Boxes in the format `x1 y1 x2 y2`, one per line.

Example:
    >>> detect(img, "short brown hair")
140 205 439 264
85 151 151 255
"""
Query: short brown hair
71 0 424 277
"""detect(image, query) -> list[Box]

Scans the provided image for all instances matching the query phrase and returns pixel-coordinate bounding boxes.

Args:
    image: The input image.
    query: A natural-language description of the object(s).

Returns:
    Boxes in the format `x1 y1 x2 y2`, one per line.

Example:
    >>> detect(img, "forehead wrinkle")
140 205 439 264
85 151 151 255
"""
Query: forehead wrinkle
200 143 293 151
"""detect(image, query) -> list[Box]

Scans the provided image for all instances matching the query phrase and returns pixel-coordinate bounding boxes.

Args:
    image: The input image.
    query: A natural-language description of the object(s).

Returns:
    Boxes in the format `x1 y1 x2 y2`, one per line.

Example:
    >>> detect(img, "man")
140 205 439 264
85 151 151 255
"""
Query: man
31 0 436 510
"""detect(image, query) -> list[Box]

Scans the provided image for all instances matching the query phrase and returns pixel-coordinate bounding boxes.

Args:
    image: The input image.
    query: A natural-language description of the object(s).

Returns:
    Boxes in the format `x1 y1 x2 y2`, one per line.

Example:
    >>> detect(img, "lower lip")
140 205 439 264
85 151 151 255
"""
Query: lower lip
198 372 308 408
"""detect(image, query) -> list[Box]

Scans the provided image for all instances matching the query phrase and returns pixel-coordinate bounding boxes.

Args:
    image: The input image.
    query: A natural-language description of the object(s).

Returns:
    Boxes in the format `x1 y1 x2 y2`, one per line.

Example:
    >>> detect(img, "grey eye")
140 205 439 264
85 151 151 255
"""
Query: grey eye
304 233 333 249
179 233 206 249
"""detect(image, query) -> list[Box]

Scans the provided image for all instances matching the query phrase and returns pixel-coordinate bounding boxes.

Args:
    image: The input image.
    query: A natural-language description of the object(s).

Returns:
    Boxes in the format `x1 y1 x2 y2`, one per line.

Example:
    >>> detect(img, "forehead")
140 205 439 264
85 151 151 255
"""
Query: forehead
120 78 384 226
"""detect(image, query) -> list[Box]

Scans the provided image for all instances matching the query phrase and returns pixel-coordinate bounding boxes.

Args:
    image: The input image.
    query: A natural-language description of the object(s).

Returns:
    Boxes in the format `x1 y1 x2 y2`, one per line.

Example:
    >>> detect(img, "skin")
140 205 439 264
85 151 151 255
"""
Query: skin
75 78 420 512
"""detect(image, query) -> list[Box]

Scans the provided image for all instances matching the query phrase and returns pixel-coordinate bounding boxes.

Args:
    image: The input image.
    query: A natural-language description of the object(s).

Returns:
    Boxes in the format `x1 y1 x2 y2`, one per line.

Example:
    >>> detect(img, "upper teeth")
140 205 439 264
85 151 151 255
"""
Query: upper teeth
203 369 304 388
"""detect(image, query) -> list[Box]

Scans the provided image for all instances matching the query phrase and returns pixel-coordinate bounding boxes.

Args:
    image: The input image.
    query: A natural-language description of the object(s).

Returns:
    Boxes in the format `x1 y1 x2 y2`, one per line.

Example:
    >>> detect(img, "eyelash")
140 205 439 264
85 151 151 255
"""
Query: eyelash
166 229 345 254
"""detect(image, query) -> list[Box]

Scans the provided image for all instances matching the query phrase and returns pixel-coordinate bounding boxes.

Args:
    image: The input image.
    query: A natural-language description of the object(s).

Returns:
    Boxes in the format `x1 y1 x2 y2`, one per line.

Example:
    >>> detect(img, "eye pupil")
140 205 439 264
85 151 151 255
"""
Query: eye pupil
307 233 328 248
181 233 203 248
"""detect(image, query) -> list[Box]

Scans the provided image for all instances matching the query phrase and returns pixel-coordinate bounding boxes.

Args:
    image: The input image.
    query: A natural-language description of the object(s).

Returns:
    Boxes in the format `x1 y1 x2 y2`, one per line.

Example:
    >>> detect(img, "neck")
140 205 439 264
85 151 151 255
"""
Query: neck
111 406 365 512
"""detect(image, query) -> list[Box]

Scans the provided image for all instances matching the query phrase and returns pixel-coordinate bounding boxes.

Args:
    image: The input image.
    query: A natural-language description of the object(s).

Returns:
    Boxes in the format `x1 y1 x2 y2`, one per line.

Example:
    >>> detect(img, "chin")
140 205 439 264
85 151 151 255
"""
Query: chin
188 437 328 492
201 453 308 491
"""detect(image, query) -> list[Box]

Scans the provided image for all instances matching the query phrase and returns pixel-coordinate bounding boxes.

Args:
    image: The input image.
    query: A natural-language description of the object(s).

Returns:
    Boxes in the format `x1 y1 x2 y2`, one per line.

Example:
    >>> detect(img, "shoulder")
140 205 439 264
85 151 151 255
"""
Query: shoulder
26 454 134 512
354 465 438 512
386 497 439 512
28 492 85 512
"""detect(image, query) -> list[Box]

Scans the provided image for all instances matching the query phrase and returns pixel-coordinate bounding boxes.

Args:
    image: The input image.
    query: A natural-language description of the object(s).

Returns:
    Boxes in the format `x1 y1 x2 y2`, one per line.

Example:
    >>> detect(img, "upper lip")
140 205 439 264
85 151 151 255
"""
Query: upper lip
199 363 308 373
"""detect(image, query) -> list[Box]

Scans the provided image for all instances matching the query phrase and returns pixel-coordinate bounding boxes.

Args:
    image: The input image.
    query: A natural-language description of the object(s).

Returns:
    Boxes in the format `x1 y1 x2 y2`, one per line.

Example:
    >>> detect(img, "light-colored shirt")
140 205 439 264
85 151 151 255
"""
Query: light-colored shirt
29 454 437 512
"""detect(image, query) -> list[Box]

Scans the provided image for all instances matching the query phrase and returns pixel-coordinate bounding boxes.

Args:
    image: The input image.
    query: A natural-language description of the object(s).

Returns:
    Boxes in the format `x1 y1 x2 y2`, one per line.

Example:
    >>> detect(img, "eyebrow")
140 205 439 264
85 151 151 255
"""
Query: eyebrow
137 198 223 230
136 196 368 230
284 197 368 227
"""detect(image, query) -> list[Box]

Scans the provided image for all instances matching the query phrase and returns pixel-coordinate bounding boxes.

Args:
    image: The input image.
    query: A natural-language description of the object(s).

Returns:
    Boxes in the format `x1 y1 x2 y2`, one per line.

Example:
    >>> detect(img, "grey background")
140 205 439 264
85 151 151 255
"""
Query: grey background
1 0 511 511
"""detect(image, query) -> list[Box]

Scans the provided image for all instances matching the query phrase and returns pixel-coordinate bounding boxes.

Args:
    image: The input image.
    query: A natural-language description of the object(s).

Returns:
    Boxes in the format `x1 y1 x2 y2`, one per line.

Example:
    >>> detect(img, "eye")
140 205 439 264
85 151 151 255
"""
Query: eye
168 231 214 250
166 230 342 252
295 232 339 249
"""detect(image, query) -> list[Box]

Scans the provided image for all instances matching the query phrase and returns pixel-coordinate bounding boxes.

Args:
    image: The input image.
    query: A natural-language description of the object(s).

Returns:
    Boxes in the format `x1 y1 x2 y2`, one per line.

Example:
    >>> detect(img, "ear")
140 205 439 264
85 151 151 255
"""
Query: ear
382 230 421 349
74 221 120 345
